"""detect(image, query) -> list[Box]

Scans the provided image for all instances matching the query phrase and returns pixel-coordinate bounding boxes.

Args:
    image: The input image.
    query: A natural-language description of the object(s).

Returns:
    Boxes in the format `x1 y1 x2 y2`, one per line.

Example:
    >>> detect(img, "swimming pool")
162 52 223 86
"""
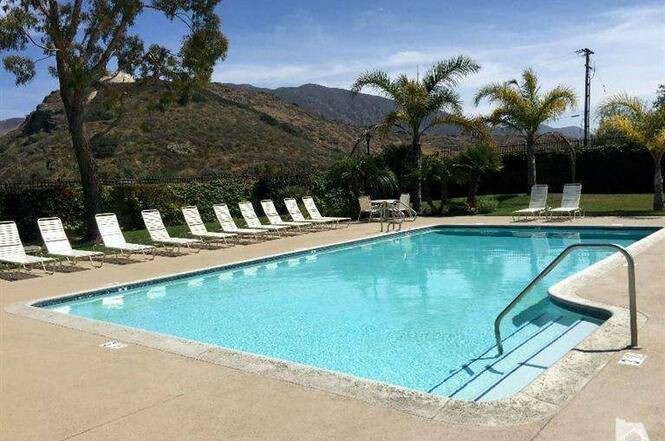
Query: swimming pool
41 226 655 401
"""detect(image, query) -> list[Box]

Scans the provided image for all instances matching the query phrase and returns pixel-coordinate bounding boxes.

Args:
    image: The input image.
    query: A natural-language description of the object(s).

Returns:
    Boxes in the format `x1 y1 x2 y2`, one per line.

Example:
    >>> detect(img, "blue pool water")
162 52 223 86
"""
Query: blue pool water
43 226 654 400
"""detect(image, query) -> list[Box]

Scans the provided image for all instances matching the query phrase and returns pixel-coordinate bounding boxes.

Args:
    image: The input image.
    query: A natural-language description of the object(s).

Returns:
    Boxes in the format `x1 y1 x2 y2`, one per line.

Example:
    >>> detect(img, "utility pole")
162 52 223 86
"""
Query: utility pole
576 48 594 147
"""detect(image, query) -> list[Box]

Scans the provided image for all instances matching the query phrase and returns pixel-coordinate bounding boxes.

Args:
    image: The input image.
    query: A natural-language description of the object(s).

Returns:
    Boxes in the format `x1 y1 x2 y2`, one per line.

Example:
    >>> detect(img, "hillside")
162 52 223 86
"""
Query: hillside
0 82 377 181
0 118 23 135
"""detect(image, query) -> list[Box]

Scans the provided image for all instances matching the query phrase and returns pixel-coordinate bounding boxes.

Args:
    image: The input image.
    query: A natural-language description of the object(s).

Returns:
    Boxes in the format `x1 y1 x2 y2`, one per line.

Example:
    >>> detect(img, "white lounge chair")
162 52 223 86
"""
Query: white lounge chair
549 184 583 219
238 202 289 236
96 213 156 260
141 209 201 252
38 217 104 267
513 185 549 220
181 206 236 245
357 196 380 222
260 200 310 231
284 198 334 228
0 221 54 274
303 196 351 227
213 204 268 240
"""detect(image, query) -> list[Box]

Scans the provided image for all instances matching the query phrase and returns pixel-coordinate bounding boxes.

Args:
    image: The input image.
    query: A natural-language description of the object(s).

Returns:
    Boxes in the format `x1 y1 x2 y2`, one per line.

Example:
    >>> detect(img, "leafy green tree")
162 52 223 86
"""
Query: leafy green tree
1 0 228 238
474 68 577 190
351 56 480 210
598 93 665 210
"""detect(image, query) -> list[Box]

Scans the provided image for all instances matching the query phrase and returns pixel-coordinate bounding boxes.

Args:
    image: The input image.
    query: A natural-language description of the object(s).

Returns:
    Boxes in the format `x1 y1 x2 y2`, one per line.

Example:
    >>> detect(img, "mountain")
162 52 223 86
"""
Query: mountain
227 83 583 139
545 125 584 139
0 118 23 135
226 83 462 136
0 82 384 181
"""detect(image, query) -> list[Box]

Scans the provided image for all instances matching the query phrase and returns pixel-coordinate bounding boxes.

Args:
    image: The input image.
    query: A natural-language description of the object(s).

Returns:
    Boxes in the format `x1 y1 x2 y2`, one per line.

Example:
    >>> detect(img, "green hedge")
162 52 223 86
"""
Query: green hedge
0 175 349 242
479 144 657 195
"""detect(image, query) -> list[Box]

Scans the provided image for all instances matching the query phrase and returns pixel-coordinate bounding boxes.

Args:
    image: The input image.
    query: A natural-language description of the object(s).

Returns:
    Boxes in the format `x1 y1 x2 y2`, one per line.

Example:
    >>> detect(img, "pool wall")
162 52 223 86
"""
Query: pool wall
6 224 664 426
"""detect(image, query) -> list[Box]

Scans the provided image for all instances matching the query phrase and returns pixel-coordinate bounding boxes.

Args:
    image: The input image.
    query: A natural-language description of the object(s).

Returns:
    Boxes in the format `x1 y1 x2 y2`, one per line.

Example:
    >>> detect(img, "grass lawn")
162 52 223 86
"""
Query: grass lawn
469 193 664 217
64 194 659 250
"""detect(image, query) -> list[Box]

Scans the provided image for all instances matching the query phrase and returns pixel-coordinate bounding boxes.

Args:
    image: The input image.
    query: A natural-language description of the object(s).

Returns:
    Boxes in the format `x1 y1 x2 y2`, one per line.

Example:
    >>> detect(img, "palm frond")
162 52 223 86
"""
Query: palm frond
473 82 521 107
520 68 539 101
350 70 397 99
423 55 480 92
425 87 462 115
537 85 577 121
597 93 648 120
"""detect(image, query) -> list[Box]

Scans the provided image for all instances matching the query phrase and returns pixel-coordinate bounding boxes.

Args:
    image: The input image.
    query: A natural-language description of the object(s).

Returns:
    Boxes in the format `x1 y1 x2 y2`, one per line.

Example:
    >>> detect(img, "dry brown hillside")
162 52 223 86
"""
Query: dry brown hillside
0 82 383 181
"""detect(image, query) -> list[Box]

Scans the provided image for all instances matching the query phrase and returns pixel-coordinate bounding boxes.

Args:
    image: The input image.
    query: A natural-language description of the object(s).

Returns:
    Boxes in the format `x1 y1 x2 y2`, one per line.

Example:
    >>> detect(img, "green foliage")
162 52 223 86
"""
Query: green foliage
654 85 665 110
474 68 577 188
351 55 481 208
2 54 35 85
324 155 399 215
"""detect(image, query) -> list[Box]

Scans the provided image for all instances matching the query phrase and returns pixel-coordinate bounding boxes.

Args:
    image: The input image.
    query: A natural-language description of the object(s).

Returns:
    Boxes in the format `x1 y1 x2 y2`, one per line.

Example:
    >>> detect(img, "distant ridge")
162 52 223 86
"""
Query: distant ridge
0 117 23 135
226 83 584 139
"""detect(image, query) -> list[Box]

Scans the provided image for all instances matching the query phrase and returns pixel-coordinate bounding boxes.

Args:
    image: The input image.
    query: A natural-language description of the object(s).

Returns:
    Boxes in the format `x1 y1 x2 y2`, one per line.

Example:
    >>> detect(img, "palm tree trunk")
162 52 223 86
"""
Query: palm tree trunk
60 85 103 241
411 137 422 211
438 180 448 214
467 174 481 209
653 152 664 211
525 135 537 189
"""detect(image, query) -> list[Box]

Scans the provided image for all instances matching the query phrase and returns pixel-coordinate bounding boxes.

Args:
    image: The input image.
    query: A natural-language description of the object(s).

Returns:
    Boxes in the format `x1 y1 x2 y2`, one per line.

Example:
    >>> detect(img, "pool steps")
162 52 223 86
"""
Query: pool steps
429 311 602 401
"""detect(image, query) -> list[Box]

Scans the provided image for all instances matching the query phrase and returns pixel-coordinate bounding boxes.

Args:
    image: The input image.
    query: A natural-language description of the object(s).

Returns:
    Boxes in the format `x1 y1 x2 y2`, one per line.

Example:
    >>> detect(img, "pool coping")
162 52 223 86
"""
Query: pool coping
5 223 664 427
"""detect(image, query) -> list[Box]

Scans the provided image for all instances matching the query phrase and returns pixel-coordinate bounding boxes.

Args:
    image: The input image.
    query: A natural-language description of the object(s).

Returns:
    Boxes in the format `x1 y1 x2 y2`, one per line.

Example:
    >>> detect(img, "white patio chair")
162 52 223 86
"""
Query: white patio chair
212 204 268 241
260 200 310 232
181 206 236 245
238 202 289 236
284 198 334 228
141 209 201 253
302 196 351 227
38 217 104 267
513 185 549 220
398 193 417 222
0 221 54 274
96 213 156 260
357 195 380 222
549 184 583 219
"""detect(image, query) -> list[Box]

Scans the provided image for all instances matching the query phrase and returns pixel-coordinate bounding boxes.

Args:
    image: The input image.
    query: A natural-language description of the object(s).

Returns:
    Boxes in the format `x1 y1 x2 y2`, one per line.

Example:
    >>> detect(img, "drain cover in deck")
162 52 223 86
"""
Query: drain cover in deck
100 340 127 350
618 352 646 367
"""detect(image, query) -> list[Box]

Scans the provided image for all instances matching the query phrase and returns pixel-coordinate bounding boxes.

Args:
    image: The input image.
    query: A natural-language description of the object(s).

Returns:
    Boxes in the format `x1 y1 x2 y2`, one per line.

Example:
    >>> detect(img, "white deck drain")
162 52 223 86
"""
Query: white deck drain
615 418 649 440
618 352 646 367
100 340 127 350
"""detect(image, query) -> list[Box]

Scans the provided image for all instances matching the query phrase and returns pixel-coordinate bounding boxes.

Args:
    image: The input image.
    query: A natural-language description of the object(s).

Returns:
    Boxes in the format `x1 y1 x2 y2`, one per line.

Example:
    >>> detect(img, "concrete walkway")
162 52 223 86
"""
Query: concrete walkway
1 216 663 440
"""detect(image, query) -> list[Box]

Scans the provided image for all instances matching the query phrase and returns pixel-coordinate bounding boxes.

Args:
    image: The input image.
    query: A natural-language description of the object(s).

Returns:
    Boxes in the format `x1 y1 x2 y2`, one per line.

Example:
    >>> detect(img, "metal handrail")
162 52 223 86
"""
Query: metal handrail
494 243 637 355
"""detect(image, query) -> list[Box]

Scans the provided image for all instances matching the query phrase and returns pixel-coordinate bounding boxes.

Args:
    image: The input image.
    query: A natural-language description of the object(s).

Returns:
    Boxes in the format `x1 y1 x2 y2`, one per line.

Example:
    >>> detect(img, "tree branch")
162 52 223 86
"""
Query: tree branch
142 4 193 30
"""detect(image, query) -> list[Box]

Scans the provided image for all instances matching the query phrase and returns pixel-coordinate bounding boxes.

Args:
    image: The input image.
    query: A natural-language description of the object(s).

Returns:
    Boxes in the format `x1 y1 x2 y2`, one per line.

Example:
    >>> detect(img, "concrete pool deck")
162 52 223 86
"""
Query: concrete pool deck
1 216 664 440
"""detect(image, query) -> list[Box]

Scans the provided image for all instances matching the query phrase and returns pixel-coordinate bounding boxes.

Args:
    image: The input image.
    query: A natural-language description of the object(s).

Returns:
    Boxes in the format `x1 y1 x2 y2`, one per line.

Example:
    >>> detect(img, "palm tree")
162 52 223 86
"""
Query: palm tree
454 141 503 209
598 94 665 210
422 153 456 214
351 55 481 210
474 68 577 190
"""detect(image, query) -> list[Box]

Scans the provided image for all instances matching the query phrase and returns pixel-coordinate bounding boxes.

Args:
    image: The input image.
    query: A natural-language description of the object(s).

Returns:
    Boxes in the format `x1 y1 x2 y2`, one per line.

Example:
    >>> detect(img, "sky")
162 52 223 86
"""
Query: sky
1 0 664 128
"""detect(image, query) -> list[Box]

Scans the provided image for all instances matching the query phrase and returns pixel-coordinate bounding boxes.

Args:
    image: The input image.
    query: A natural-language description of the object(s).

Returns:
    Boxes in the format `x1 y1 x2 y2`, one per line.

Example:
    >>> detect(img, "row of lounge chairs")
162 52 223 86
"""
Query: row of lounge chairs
513 184 583 220
0 197 350 275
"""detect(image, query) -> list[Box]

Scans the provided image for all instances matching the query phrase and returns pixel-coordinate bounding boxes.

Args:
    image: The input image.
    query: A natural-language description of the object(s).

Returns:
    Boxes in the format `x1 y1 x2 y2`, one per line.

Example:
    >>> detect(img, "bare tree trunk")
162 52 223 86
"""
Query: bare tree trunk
525 134 537 190
653 152 664 211
60 86 103 241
